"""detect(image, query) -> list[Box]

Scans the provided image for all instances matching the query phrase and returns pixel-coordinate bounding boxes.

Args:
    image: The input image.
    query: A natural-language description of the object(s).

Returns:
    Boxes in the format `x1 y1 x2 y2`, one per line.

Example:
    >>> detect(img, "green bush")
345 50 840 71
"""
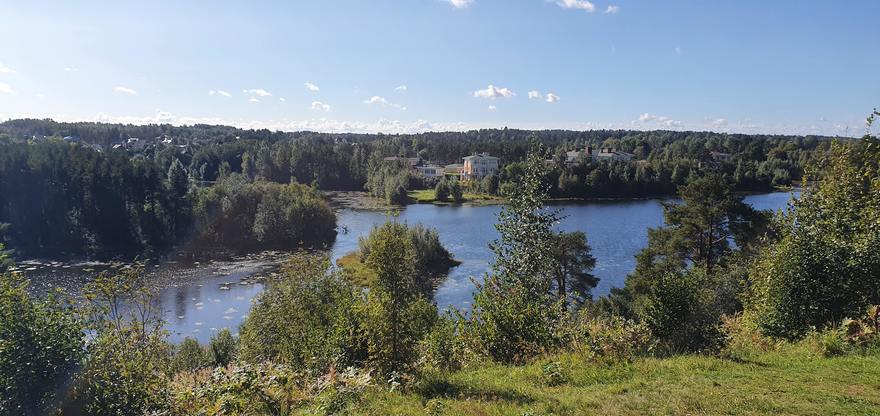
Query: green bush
434 179 450 202
419 314 466 372
238 253 366 375
569 313 653 362
172 337 210 373
746 137 880 339
209 329 238 367
0 270 84 415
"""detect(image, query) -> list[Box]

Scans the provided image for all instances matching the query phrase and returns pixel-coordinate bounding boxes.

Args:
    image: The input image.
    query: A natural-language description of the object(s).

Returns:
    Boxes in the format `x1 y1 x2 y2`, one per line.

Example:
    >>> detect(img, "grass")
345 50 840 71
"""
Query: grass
335 251 376 287
408 189 504 205
351 346 880 415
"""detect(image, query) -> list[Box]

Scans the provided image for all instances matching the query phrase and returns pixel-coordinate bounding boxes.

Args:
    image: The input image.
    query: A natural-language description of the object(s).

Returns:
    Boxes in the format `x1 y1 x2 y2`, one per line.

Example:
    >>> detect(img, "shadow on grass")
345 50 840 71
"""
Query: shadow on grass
415 377 535 405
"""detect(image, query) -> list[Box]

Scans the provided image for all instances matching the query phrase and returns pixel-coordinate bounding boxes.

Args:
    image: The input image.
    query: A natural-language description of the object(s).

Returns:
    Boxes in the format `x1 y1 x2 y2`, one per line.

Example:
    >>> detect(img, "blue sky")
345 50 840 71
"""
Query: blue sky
0 0 878 135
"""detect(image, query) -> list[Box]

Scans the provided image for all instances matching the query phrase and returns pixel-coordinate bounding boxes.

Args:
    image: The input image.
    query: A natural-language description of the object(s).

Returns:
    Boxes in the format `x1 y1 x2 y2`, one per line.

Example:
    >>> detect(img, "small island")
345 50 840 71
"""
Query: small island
336 222 460 295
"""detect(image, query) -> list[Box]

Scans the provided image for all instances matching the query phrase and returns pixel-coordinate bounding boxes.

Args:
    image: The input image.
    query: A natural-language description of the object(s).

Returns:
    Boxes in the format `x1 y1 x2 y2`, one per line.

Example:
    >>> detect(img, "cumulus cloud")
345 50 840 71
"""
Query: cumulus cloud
243 88 272 97
545 93 560 103
528 90 543 100
279 97 286 102
311 101 331 112
209 89 231 97
0 82 12 94
63 67 78 72
363 96 406 110
555 0 596 12
711 118 728 127
0 63 14 74
304 82 320 92
394 85 408 92
635 113 683 128
446 0 473 9
604 5 620 14
473 84 515 99
114 86 137 95
488 105 497 111
248 97 260 103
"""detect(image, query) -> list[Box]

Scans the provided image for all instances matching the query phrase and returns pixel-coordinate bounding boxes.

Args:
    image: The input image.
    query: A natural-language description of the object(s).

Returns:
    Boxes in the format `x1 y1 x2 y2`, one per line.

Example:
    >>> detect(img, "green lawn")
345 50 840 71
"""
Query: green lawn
351 348 880 415
408 189 504 205
335 251 376 287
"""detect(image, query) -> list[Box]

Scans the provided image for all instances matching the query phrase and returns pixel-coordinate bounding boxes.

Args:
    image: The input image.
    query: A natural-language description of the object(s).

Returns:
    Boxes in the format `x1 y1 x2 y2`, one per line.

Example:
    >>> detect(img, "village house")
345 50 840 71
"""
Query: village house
415 164 444 179
595 147 635 162
710 151 733 163
565 146 636 164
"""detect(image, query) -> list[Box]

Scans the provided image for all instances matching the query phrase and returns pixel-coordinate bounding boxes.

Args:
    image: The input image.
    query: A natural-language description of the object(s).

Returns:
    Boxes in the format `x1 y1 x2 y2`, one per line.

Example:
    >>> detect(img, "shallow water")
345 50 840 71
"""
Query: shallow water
17 191 798 343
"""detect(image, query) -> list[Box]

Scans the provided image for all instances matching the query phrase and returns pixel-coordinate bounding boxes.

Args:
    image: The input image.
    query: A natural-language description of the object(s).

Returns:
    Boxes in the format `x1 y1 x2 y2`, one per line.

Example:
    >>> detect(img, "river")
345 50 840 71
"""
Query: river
16 191 797 343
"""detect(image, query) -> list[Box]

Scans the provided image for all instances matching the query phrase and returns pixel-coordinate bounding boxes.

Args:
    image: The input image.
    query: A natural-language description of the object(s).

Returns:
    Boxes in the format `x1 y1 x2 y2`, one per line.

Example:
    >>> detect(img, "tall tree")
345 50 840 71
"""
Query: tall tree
551 231 597 308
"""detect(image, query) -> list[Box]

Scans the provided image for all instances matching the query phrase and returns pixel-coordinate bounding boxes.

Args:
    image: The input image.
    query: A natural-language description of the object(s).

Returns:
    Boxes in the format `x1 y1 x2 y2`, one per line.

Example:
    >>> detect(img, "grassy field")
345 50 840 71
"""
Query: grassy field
351 346 880 415
408 189 504 205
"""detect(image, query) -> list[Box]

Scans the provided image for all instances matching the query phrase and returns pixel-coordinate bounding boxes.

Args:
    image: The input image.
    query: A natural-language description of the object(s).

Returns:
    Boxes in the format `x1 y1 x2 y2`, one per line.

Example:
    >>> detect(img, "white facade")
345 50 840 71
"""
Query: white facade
462 153 499 181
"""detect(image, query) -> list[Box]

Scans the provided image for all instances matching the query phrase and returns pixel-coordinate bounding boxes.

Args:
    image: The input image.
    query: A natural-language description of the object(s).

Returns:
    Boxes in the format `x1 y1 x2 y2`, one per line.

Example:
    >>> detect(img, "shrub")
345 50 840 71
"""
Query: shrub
746 137 880 339
569 313 653 362
419 315 466 372
238 253 366 375
434 180 450 202
172 338 210 373
209 329 237 367
0 271 84 415
169 363 306 415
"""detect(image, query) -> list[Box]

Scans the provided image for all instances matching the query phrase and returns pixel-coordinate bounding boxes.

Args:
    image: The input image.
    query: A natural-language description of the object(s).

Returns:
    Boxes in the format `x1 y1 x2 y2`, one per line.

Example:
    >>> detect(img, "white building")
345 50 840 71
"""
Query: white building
462 153 500 181
415 164 444 179
595 148 635 162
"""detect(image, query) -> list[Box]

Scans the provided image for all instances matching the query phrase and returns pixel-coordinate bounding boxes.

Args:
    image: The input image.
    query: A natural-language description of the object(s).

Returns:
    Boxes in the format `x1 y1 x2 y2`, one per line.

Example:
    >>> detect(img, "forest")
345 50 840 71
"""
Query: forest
0 118 835 257
1 109 878 415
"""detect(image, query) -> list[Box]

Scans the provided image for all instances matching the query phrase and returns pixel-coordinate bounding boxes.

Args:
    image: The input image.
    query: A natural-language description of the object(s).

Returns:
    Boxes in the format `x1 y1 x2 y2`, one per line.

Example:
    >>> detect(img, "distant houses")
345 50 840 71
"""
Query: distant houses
564 146 636 165
383 152 500 182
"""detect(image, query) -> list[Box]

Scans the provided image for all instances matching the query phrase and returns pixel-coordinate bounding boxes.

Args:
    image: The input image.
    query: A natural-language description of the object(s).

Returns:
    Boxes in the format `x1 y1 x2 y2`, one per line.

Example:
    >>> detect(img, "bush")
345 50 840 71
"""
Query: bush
238 253 366 375
419 315 466 372
746 138 880 339
638 270 725 354
0 272 84 415
568 313 653 362
434 180 450 202
172 338 210 373
209 329 237 367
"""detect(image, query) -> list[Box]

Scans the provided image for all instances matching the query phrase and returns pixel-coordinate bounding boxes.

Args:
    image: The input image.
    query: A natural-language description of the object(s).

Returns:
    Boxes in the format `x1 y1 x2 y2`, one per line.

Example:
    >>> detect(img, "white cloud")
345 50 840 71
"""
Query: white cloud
63 67 78 72
114 86 137 95
488 105 497 111
528 90 543 100
555 0 596 12
545 92 560 103
446 0 473 9
394 85 408 92
209 89 231 97
0 83 12 94
473 84 515 99
635 113 683 128
604 5 620 14
311 101 331 112
675 46 683 55
243 88 272 97
304 82 320 92
248 97 260 103
0 63 14 74
279 97 286 102
711 118 728 127
363 96 406 110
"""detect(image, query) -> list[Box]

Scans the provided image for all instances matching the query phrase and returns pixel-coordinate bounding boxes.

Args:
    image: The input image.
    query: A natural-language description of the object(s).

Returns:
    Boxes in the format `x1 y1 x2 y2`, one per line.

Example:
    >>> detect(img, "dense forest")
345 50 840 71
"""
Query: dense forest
2 109 878 414
0 118 836 257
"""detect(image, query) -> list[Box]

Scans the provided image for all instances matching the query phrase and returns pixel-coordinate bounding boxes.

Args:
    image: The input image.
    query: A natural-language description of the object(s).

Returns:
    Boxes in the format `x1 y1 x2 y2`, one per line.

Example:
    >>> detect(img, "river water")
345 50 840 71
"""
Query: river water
16 192 797 343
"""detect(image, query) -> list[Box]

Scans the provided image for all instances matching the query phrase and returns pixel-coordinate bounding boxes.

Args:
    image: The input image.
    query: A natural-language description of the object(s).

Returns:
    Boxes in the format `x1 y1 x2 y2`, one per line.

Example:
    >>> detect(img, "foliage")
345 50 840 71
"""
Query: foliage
466 140 565 363
238 253 366 375
209 328 237 368
75 267 173 415
567 313 654 362
745 133 880 339
0 267 85 415
360 222 437 376
193 175 337 251
366 162 412 205
172 338 211 373
419 314 467 372
551 231 597 307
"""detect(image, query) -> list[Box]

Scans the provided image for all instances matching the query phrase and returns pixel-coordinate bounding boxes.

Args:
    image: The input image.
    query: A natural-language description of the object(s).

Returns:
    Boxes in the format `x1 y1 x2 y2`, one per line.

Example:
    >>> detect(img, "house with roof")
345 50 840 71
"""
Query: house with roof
462 153 499 181
594 148 635 162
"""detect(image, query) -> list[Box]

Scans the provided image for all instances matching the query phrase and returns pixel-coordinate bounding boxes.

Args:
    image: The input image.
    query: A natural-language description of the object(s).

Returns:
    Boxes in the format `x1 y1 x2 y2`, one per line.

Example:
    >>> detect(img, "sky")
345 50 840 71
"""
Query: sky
0 0 878 136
